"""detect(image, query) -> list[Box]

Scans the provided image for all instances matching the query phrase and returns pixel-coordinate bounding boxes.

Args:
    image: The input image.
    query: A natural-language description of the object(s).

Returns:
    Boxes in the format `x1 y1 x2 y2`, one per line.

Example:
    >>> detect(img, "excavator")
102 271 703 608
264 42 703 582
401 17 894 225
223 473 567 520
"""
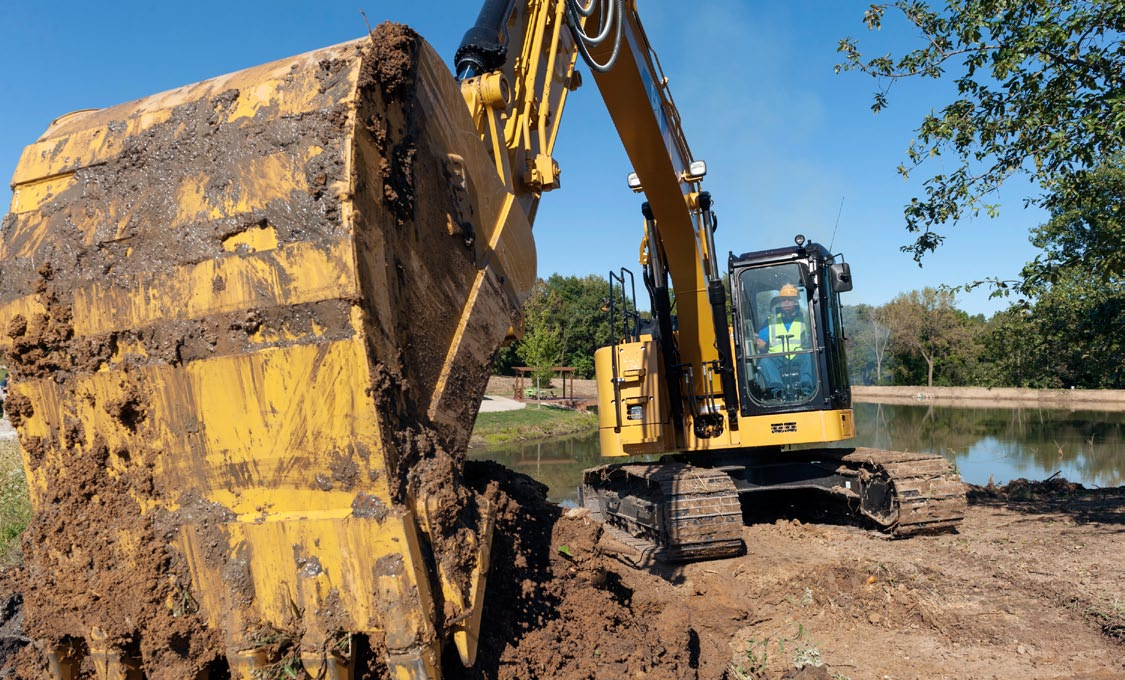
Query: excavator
0 0 964 677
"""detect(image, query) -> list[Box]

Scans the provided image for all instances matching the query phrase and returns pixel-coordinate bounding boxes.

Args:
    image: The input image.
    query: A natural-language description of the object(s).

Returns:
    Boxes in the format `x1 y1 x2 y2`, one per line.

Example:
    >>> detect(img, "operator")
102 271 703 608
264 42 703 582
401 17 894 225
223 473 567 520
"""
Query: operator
754 284 814 396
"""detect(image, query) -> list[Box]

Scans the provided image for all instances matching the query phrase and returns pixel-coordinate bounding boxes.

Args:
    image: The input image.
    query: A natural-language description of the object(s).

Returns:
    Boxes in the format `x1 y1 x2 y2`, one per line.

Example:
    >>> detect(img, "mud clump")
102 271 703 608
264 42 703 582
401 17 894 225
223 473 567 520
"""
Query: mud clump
459 461 698 680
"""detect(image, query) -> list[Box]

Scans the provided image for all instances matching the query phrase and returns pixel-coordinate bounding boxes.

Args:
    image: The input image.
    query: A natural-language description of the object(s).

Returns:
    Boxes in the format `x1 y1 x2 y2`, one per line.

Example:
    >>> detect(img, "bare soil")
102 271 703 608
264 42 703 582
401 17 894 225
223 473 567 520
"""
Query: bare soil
5 473 1119 679
445 471 1125 680
485 376 599 401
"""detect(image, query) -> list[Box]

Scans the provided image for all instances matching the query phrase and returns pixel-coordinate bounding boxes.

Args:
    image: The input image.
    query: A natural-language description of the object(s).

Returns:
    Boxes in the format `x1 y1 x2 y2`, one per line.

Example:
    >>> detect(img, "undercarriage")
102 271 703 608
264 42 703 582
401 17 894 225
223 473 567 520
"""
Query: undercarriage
580 447 967 562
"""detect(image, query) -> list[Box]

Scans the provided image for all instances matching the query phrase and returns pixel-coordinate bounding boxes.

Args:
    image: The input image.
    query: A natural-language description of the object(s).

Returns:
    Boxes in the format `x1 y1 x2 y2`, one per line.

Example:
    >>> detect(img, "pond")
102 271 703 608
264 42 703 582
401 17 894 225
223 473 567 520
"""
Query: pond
467 403 1125 503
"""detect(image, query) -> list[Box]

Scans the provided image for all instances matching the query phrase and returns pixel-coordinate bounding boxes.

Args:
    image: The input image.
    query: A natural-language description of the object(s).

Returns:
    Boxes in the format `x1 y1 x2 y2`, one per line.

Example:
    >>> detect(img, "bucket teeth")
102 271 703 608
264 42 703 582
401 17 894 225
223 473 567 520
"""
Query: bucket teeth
44 637 142 680
46 644 80 680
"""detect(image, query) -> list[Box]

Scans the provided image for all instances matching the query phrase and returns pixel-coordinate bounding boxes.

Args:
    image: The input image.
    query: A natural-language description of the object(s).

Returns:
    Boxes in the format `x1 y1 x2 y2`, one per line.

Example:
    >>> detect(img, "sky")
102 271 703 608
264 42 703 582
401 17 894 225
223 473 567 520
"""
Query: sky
0 1 1047 317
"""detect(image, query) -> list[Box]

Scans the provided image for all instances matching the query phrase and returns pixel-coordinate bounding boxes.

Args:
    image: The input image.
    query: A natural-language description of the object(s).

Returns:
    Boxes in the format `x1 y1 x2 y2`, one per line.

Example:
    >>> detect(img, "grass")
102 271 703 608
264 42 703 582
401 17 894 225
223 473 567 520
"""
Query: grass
0 438 31 567
471 405 598 446
727 621 825 679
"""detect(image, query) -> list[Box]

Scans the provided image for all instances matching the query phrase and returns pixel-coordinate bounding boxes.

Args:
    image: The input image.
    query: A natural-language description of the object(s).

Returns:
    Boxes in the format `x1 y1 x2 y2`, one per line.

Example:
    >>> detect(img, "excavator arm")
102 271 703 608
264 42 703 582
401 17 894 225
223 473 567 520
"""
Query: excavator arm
454 0 736 443
0 1 739 678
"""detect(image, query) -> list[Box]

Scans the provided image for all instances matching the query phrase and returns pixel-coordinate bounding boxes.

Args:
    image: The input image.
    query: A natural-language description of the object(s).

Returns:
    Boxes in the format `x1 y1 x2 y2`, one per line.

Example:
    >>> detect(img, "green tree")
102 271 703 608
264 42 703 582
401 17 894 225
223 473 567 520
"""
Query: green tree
981 305 1056 387
837 1 1125 266
1021 154 1125 291
500 274 613 379
882 288 977 387
517 281 565 387
1012 269 1123 388
844 304 894 385
541 273 613 377
937 312 988 386
983 157 1125 388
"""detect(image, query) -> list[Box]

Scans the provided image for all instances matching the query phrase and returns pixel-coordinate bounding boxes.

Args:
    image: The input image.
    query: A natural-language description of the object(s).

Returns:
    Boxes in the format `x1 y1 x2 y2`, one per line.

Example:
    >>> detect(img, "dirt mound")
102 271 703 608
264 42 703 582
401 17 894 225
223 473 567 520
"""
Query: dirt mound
460 461 697 679
2 471 1123 678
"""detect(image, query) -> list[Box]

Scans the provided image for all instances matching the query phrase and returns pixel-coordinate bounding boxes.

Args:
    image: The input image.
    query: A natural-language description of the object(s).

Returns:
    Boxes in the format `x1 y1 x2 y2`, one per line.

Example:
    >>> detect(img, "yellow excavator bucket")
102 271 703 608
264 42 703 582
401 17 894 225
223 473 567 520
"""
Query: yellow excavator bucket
0 24 532 679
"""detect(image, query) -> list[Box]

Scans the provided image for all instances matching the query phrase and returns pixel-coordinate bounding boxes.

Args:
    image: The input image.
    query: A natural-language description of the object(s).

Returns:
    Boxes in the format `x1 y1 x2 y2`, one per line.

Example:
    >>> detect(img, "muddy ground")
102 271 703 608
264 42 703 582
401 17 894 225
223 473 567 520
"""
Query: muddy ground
1 470 1121 679
443 470 1123 680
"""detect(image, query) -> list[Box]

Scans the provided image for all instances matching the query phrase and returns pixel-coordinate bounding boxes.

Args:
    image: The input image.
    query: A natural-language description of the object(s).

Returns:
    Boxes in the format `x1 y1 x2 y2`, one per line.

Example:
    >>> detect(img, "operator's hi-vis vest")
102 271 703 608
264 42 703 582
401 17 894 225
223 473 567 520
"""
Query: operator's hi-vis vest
767 315 806 359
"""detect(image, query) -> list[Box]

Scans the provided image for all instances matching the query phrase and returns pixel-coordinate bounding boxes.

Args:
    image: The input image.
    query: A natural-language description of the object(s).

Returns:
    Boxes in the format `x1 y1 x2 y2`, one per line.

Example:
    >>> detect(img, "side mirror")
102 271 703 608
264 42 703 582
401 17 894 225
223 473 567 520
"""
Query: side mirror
829 263 853 292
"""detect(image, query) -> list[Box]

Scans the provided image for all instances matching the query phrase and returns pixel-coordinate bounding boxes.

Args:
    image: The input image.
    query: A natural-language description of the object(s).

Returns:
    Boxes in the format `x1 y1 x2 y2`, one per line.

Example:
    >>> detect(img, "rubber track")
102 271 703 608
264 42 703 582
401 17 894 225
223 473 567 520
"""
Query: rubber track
582 463 744 562
838 448 967 536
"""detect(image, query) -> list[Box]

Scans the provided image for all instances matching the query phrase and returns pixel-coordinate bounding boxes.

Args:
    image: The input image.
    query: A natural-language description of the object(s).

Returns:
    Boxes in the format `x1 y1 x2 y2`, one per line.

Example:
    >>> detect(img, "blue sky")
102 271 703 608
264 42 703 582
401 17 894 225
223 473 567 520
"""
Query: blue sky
0 1 1045 317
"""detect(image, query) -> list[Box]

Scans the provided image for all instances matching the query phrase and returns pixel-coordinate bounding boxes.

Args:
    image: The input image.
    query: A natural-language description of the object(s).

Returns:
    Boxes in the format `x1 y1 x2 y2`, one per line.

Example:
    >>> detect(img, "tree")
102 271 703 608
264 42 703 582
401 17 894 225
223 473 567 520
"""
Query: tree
993 268 1125 389
867 305 894 385
837 1 1125 267
540 273 614 377
844 304 894 385
499 274 613 379
1021 154 1125 291
981 155 1125 389
517 281 565 387
981 303 1059 387
881 288 977 387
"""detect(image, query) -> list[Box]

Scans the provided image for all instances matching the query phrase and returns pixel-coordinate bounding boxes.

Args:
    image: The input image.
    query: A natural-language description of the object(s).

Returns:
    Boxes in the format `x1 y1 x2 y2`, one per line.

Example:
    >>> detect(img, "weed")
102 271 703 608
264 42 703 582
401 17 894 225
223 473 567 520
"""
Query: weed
0 440 31 566
170 582 199 618
727 636 769 678
248 624 303 680
727 621 824 678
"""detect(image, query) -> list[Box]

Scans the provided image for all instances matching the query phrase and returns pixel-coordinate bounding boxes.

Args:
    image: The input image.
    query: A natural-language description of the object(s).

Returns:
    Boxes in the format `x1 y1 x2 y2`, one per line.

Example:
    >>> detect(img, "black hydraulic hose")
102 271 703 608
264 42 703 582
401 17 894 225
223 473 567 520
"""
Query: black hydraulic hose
698 192 739 426
566 0 625 73
707 278 739 427
456 0 518 80
641 203 686 438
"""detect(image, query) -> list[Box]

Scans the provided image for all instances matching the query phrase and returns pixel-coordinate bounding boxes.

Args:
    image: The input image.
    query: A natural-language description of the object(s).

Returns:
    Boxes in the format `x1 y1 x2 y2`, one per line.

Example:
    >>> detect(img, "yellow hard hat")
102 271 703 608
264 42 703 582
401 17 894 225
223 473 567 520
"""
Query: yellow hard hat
779 283 799 298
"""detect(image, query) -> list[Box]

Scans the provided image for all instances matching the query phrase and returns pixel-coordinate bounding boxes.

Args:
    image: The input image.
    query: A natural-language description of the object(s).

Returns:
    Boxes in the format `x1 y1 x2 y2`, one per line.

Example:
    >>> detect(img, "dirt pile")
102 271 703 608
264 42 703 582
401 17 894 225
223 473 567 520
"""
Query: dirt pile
3 471 1121 679
462 461 698 679
448 475 1124 680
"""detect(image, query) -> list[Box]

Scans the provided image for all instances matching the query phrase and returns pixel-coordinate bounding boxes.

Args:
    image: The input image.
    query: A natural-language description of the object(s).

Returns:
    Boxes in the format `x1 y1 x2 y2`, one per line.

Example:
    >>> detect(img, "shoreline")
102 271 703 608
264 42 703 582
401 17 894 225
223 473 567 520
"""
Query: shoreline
852 385 1125 411
487 375 1125 412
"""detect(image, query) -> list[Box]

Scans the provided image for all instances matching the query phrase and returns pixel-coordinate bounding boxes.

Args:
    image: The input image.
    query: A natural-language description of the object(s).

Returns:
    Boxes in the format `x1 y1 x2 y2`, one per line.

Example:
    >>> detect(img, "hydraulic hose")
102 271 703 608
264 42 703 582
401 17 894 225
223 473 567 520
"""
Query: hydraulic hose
565 0 625 73
456 0 518 80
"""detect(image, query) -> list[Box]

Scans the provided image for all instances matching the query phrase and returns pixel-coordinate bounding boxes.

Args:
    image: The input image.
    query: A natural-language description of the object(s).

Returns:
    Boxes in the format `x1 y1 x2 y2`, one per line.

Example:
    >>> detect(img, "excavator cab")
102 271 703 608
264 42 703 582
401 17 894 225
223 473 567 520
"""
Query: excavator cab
730 239 852 416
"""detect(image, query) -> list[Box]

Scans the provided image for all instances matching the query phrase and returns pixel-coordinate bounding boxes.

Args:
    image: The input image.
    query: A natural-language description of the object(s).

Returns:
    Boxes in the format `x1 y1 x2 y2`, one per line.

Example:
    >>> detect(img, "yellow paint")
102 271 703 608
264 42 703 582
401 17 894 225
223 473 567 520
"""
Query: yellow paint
177 512 441 675
11 110 173 186
8 174 76 215
71 238 357 336
221 223 280 254
174 148 322 224
451 501 492 667
594 340 671 457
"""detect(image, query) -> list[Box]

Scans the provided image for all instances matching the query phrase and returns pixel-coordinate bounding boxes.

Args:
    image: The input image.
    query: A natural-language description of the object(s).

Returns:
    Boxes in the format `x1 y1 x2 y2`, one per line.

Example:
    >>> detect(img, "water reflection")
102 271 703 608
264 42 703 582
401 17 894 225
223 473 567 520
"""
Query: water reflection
468 405 1125 502
834 403 1125 488
467 432 604 503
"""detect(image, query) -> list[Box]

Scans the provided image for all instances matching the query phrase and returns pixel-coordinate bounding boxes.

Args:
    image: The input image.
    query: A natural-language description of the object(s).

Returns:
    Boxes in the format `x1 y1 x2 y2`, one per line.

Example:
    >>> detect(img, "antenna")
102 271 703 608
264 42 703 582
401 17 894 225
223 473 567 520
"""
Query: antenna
828 195 845 252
